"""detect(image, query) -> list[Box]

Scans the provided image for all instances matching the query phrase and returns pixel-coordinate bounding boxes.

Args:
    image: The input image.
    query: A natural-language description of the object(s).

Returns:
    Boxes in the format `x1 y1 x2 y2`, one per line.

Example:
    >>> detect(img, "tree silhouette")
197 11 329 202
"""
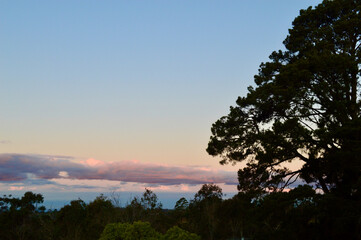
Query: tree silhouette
207 0 361 197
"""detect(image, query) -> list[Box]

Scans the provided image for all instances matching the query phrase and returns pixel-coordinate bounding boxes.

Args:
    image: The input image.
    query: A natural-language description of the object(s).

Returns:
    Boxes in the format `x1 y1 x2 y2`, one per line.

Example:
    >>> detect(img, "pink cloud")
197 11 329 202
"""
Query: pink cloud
9 186 24 191
81 158 106 167
0 154 238 186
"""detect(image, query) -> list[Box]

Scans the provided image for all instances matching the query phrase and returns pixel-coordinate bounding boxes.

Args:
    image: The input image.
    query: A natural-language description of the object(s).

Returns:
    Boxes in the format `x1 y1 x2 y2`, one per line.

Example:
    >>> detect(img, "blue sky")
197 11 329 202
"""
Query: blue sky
0 0 322 204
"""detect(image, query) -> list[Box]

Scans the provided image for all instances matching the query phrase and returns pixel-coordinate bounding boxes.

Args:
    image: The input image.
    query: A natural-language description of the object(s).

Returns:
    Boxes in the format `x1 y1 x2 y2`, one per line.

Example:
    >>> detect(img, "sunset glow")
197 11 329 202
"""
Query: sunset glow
0 0 321 205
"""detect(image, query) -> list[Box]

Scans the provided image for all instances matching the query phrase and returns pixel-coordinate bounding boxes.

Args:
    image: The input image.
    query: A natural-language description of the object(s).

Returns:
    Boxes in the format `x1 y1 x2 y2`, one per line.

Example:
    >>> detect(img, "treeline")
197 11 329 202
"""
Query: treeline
0 184 360 240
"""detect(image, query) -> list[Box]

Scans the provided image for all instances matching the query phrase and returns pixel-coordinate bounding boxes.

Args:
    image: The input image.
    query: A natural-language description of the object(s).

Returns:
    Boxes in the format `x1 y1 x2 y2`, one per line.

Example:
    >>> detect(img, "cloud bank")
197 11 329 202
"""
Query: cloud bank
0 154 237 186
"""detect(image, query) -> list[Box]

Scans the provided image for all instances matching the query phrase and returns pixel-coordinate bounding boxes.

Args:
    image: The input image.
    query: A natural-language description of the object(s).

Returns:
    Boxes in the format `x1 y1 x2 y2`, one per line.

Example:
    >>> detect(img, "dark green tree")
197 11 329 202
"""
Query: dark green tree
172 198 189 229
54 199 87 240
162 226 201 240
217 192 256 239
207 0 361 197
0 192 46 240
99 221 161 240
84 195 116 240
124 196 144 222
189 184 223 240
193 184 223 202
174 197 189 211
140 188 162 210
0 192 44 212
252 185 319 240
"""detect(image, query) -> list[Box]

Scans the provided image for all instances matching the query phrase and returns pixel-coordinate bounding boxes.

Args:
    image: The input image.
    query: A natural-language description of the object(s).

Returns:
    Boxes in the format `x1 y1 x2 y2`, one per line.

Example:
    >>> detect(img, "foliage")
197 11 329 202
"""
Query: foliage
53 195 118 240
172 197 189 229
217 192 256 239
162 226 201 240
0 185 360 239
207 0 361 197
193 183 223 202
54 199 87 240
99 222 131 240
174 197 189 211
122 189 163 223
99 221 201 240
0 191 44 212
253 185 318 240
0 192 46 240
85 195 116 239
124 196 144 222
99 221 161 240
141 188 163 210
189 184 223 240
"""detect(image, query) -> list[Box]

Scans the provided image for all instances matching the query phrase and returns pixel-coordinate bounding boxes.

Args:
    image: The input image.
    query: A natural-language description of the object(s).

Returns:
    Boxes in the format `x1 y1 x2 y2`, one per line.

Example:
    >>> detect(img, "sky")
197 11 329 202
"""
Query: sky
0 0 322 208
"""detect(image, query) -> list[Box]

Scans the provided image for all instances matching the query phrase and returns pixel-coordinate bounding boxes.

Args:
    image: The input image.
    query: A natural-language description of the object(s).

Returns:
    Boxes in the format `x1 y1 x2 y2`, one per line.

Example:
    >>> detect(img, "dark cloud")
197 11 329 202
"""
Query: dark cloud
0 154 89 181
0 154 238 186
0 140 11 144
21 178 57 186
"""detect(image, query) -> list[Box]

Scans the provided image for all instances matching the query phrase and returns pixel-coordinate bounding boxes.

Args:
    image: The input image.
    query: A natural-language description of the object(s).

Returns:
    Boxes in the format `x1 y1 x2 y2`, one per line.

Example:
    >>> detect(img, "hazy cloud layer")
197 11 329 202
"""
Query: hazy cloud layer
0 154 237 185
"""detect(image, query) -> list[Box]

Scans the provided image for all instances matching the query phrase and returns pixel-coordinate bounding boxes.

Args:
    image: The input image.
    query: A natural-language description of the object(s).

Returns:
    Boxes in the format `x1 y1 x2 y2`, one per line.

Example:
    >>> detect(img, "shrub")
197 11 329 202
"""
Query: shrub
162 226 201 240
99 221 160 240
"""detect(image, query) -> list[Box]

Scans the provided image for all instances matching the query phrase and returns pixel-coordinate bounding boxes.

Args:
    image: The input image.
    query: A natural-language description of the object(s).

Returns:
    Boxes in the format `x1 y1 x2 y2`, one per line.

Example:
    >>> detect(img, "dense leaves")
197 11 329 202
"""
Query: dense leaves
188 184 223 240
0 185 360 239
99 221 161 240
99 222 200 240
162 226 201 240
0 192 45 240
207 0 361 197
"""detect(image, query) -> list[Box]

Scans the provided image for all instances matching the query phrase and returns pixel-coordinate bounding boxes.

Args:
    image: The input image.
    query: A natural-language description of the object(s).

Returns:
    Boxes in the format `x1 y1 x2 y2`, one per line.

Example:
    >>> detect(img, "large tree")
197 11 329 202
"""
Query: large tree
207 0 361 197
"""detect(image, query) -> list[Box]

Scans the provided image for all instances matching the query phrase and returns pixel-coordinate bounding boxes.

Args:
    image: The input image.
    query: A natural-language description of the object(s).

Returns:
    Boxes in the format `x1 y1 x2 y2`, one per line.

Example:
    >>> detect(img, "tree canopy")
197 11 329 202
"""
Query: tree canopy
0 187 359 239
207 0 361 197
